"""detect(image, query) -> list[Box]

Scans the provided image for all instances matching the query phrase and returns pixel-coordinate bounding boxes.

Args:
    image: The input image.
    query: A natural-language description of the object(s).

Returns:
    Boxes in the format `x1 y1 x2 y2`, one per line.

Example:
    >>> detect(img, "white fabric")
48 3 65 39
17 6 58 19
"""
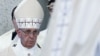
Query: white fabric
14 0 44 29
37 29 47 47
0 29 14 51
40 0 73 56
15 0 44 19
40 0 100 56
16 18 42 29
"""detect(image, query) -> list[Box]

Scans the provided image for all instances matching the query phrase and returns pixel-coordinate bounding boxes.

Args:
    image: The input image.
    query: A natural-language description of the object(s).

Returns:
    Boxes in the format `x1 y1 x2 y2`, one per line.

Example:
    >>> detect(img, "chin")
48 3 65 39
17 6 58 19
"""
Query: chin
27 43 35 49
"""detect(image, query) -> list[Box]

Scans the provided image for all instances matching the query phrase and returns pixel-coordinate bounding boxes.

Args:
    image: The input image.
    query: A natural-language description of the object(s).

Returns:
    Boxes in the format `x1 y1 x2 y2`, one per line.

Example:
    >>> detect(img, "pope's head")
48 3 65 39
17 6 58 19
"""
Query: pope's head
12 0 44 49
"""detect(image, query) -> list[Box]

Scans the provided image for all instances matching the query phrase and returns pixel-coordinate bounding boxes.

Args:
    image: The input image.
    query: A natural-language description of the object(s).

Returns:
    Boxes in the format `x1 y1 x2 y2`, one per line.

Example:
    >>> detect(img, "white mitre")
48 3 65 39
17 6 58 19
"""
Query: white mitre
14 0 44 29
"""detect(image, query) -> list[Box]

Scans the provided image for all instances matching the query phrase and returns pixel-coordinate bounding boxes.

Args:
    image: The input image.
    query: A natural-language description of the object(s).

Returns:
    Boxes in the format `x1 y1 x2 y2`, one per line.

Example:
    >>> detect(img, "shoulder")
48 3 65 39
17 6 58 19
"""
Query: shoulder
0 46 12 56
0 29 15 51
0 45 16 56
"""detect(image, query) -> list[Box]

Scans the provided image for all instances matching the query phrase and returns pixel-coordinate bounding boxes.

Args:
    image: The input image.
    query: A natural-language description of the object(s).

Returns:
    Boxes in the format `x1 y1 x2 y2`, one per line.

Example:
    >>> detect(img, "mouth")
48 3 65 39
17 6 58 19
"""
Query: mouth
26 39 36 45
29 41 34 43
29 40 36 44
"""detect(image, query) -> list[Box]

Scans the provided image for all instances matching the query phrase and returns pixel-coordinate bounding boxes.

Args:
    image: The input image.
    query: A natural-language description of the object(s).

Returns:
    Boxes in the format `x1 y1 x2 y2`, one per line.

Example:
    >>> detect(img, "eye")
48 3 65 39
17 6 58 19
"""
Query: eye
25 30 31 34
33 30 39 34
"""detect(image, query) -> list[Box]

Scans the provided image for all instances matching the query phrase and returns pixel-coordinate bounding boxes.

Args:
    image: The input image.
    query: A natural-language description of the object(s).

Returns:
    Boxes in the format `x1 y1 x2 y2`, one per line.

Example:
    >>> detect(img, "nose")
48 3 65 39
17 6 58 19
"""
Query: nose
29 33 35 39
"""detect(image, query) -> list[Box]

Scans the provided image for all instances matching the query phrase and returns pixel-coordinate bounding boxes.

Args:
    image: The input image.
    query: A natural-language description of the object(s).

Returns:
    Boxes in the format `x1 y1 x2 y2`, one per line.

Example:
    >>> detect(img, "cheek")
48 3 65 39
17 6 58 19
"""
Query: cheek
34 35 38 40
23 36 29 41
21 34 38 43
21 35 29 42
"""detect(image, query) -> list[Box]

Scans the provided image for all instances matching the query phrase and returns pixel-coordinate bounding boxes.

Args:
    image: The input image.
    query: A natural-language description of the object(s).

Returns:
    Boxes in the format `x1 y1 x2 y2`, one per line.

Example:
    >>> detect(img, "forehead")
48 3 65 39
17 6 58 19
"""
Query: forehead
20 28 38 31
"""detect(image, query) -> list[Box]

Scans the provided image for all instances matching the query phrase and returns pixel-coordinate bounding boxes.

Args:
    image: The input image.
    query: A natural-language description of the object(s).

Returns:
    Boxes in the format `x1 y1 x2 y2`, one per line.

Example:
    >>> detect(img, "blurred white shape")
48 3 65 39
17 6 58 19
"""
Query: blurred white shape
40 0 73 56
40 0 100 56
63 0 100 56
0 29 14 51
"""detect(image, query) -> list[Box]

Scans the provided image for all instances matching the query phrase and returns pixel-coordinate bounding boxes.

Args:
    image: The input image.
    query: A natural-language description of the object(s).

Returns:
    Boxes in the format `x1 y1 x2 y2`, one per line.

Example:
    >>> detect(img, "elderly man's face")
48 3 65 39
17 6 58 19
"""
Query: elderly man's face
17 28 39 48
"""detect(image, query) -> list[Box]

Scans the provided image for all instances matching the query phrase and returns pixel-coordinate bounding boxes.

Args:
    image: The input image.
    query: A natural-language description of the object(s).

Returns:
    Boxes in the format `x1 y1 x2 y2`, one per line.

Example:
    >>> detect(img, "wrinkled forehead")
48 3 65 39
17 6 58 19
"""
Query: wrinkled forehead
19 28 39 31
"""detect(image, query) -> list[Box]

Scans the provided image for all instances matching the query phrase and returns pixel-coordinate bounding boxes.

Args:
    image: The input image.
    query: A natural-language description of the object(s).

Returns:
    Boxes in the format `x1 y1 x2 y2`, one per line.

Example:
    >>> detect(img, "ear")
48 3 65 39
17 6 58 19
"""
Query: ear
12 19 18 30
16 30 21 38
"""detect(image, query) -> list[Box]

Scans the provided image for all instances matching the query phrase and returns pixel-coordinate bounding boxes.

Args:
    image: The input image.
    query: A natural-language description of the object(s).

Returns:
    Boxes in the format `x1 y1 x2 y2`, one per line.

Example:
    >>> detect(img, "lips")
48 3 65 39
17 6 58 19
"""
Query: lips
27 39 36 44
29 40 34 43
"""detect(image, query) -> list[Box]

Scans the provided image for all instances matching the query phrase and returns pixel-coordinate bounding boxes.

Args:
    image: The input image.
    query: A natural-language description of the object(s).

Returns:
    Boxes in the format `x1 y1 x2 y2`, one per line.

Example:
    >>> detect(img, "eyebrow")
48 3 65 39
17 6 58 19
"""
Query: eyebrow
22 29 38 32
